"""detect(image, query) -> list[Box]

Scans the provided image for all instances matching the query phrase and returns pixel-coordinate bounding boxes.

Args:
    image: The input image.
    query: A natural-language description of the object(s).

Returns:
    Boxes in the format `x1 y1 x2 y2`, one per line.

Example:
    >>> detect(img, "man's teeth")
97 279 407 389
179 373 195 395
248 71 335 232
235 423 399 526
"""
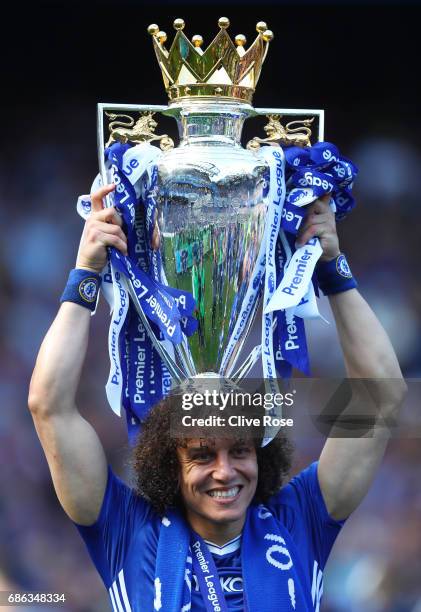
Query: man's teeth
208 487 240 499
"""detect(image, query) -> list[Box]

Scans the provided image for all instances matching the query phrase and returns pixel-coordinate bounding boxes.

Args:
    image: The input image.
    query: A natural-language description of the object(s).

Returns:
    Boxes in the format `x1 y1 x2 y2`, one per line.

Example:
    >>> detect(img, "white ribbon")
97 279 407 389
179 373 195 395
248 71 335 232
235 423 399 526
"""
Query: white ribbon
105 266 130 415
260 146 285 386
264 237 323 313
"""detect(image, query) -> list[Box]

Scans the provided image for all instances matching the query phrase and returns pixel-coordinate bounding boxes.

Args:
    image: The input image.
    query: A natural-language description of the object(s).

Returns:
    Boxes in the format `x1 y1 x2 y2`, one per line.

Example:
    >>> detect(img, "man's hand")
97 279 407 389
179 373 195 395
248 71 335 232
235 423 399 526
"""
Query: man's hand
76 184 128 274
295 194 340 262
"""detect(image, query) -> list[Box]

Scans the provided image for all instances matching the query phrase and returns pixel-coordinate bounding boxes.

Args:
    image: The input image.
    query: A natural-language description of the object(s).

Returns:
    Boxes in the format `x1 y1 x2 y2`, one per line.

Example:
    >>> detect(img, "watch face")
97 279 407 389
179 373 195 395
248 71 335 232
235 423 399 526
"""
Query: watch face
336 254 352 278
79 278 99 302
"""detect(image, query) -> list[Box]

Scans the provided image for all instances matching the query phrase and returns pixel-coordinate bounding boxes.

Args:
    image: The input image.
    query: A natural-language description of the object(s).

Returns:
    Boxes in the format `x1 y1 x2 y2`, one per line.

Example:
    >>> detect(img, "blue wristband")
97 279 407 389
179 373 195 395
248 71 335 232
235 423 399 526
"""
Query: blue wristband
60 268 101 311
316 253 357 296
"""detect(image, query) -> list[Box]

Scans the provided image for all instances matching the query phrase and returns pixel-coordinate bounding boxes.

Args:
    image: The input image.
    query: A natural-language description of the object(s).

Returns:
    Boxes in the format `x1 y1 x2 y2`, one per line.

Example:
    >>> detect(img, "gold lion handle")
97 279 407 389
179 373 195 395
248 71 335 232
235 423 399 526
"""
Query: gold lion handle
105 111 174 151
247 115 314 150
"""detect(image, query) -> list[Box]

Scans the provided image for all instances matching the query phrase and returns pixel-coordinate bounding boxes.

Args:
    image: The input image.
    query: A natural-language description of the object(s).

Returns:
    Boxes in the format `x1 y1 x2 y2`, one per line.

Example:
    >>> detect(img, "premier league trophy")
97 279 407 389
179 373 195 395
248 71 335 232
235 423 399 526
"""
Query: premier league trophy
79 17 356 436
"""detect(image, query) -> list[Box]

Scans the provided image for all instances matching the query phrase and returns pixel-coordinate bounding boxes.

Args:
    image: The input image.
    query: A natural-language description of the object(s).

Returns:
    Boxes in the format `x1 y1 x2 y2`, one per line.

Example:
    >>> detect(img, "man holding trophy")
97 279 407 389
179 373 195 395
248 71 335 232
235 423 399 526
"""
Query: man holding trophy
28 17 405 612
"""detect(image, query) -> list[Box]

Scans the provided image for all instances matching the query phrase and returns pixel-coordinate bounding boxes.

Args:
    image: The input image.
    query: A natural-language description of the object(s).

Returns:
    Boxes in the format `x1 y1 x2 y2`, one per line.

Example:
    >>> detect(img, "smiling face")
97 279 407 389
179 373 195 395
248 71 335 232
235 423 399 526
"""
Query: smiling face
177 438 258 544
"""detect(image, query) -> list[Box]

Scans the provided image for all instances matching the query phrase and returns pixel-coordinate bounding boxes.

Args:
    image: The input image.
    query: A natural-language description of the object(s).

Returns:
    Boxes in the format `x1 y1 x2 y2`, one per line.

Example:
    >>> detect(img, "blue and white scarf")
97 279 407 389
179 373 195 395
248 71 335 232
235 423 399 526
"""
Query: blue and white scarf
154 504 309 611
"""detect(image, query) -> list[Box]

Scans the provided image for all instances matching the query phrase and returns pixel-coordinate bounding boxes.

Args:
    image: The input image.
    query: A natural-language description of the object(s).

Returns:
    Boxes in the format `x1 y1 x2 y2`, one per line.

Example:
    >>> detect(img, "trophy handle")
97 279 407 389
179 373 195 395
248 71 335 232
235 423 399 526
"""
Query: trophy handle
254 107 324 141
246 109 324 151
97 103 169 205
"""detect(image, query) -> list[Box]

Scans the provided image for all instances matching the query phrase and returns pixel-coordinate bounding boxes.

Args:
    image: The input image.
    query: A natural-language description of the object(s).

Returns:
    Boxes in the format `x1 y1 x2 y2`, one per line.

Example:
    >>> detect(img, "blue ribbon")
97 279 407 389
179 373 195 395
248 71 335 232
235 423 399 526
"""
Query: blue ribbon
285 141 358 221
271 141 358 376
107 146 195 345
104 142 198 434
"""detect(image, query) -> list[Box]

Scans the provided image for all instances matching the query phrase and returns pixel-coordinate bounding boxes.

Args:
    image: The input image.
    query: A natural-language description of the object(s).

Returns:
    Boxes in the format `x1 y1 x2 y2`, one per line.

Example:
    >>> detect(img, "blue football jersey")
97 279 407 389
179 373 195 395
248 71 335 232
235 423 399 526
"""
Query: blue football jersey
75 462 344 611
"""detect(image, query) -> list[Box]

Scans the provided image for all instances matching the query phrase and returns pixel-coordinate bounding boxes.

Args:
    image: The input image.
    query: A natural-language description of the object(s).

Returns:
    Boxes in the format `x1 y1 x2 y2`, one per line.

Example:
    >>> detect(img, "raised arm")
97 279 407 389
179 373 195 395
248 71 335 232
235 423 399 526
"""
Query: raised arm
28 184 127 525
296 198 406 520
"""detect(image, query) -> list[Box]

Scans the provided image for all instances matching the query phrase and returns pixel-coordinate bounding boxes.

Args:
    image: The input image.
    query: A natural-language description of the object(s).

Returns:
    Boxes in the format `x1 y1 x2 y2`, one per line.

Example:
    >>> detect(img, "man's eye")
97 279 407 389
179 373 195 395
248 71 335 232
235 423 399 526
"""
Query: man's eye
192 451 212 461
233 446 251 457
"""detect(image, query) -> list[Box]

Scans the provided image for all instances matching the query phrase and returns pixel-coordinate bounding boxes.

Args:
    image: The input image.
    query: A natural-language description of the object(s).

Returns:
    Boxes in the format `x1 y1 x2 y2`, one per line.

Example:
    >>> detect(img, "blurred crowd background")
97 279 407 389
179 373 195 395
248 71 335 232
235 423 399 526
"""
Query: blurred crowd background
1 1 420 610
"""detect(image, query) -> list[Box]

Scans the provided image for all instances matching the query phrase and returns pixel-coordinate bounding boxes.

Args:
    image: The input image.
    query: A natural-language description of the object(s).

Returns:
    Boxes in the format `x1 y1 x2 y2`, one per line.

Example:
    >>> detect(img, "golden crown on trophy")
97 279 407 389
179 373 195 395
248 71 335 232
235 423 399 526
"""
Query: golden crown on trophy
147 17 274 103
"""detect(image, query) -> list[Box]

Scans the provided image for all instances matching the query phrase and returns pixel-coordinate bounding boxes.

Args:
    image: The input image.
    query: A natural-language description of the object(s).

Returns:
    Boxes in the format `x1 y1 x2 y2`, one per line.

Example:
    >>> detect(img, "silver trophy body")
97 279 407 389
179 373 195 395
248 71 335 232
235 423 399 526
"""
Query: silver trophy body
156 100 267 376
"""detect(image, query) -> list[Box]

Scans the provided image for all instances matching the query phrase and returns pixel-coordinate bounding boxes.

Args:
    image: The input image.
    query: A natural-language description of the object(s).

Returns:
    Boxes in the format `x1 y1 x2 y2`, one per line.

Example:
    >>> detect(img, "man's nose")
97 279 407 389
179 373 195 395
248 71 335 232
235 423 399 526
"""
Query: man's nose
212 451 236 481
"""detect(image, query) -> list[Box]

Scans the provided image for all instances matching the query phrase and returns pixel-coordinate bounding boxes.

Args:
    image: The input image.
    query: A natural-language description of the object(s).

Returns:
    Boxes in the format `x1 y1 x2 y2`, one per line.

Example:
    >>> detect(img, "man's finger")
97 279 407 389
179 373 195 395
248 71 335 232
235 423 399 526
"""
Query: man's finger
303 212 330 227
297 213 329 238
91 184 115 212
296 225 319 248
95 206 124 227
96 231 128 256
307 194 332 215
91 221 127 244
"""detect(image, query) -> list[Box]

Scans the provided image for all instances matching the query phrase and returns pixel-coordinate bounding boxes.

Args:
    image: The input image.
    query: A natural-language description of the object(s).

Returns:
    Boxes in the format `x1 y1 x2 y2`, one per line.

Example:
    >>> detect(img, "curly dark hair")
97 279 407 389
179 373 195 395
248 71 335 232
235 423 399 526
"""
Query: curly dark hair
131 387 294 515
